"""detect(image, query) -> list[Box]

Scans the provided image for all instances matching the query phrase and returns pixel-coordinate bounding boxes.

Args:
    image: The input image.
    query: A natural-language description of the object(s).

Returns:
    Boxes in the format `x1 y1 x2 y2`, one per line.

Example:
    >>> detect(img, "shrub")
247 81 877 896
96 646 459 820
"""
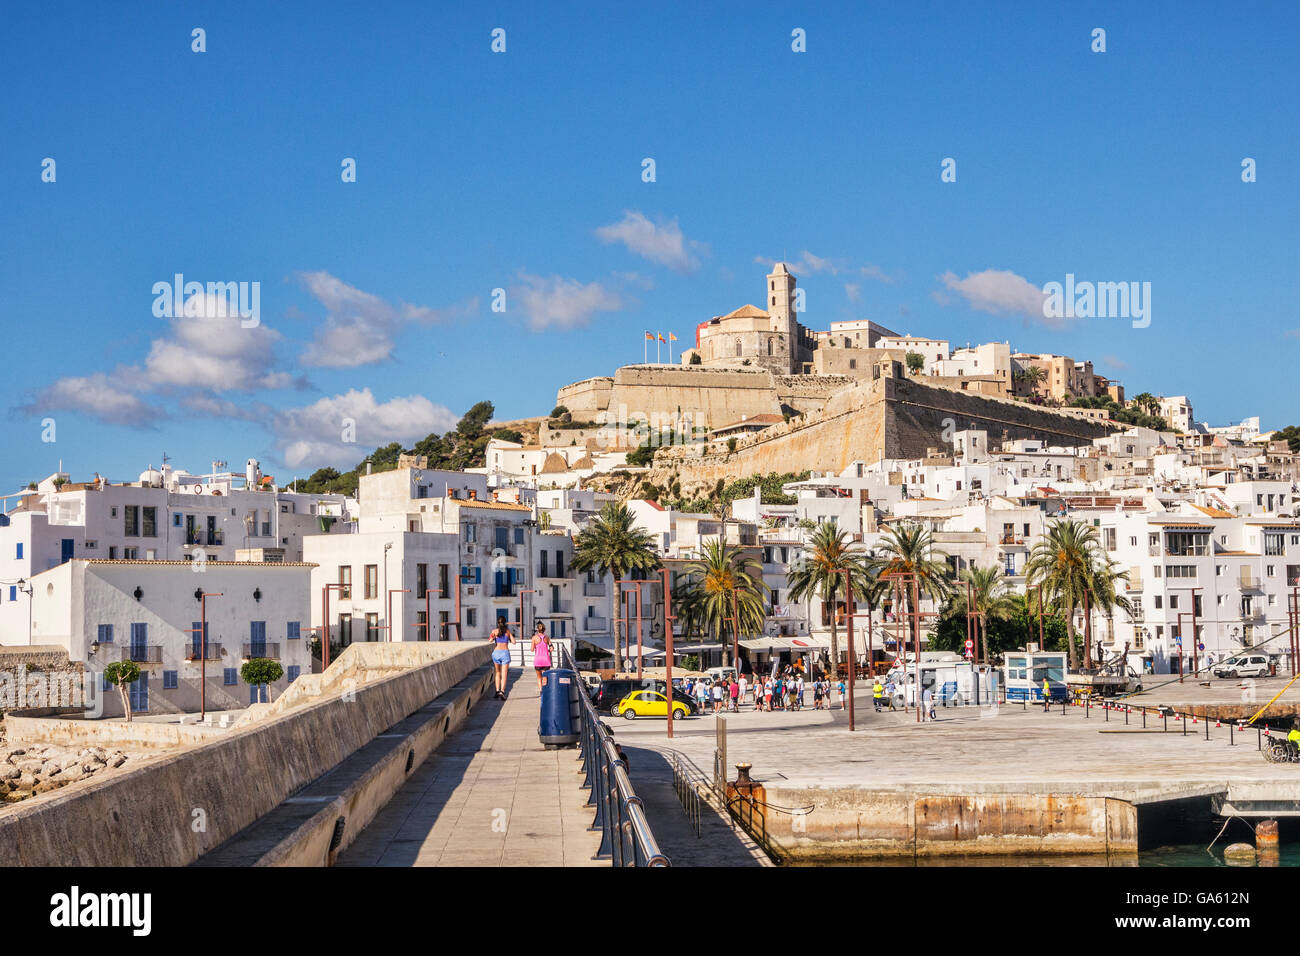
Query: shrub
241 658 285 704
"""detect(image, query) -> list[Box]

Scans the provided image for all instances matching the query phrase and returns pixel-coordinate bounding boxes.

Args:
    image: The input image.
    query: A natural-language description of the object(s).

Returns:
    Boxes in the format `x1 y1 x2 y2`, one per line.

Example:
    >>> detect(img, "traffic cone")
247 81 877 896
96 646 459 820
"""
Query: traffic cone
1192 714 1198 724
1265 725 1271 736
1215 718 1221 728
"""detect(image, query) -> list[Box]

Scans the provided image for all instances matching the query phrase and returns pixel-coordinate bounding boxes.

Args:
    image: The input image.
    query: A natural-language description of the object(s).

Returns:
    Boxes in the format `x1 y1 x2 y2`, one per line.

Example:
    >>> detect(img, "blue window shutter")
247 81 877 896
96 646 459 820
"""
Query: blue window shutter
287 665 300 681
224 668 237 685
16 543 22 559
8 588 13 602
102 673 111 691
288 621 300 640
163 671 177 690
475 567 482 584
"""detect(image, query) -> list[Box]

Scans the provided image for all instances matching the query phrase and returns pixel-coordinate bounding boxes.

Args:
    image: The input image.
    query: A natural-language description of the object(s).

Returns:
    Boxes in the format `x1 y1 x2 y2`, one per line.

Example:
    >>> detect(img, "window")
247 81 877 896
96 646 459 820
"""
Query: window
1170 595 1179 609
163 671 178 690
1165 531 1208 556
1154 596 1162 609
124 505 139 537
464 524 476 543
416 610 428 640
365 613 379 641
142 506 157 537
1267 565 1276 577
1103 528 1117 551
8 587 15 601
338 565 352 599
108 546 117 559
338 613 352 646
439 611 450 639
97 624 114 643
466 608 478 628
123 547 138 560
439 563 449 598
1153 566 1161 578
287 665 301 682
416 563 428 598
495 526 509 552
364 565 378 600
1265 533 1285 556
1165 565 1196 578
514 527 524 546
223 668 237 685
287 621 300 641
173 513 183 527
539 551 548 577
15 543 22 559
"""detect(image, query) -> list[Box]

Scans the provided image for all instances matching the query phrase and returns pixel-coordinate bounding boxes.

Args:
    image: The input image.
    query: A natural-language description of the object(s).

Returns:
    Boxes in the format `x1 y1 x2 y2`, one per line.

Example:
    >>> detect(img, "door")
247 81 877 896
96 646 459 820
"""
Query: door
250 621 266 657
249 683 266 704
61 539 74 563
129 671 149 712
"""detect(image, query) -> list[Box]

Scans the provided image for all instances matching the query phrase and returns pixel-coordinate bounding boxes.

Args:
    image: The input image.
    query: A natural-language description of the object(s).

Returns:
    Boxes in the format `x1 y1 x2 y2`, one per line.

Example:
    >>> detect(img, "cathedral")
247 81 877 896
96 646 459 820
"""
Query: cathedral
684 263 819 375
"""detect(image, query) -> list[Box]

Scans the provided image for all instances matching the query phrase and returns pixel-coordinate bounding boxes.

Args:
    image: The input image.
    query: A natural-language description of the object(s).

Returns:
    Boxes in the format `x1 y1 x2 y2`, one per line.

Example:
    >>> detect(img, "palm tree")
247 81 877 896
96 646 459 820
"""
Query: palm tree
1024 518 1129 669
946 566 1018 663
866 522 952 658
1016 364 1048 397
785 523 872 674
1130 392 1161 419
571 502 660 668
681 538 768 670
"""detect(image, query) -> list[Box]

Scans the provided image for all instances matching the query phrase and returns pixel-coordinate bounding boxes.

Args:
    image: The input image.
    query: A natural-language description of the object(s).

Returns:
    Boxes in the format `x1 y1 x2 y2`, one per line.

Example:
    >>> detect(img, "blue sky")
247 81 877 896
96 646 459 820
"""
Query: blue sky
2 1 1297 492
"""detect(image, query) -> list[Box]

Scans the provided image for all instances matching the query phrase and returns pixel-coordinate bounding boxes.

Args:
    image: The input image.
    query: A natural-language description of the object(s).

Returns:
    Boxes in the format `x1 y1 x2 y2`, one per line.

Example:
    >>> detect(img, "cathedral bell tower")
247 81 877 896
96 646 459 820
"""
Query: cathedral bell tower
767 262 798 373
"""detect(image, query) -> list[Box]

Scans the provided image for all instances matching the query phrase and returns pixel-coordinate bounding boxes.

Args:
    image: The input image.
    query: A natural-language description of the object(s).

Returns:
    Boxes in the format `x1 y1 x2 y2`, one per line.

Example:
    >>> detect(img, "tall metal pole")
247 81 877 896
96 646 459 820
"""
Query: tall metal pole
518 588 536 664
840 568 856 731
387 588 409 641
636 583 645 678
1189 585 1201 678
196 592 222 722
661 568 675 740
729 588 740 676
1036 583 1044 648
911 573 922 722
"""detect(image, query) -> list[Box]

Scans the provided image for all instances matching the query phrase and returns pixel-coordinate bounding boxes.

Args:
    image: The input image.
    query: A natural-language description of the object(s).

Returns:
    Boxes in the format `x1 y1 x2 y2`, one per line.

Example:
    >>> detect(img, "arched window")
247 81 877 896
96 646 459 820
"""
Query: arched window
735 339 743 358
767 337 773 356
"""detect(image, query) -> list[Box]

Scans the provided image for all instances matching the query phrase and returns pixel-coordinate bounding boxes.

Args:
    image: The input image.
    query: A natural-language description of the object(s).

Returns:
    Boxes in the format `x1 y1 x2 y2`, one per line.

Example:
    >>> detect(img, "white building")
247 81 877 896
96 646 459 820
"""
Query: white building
27 559 313 718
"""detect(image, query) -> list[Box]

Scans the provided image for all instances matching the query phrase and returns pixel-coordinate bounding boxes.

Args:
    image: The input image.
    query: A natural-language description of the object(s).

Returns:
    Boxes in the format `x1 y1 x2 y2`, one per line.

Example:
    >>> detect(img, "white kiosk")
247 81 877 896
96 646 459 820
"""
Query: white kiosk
1004 649 1067 703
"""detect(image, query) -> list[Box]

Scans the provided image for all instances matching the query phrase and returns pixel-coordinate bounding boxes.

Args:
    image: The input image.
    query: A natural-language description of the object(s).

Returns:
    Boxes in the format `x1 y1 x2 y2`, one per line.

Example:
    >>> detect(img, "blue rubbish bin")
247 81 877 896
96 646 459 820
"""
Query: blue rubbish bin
539 667 581 749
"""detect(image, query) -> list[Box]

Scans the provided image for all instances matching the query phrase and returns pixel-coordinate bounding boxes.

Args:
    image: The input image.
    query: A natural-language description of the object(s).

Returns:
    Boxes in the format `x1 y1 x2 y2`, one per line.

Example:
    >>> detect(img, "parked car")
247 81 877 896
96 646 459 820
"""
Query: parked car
594 678 698 716
1213 654 1271 679
616 690 692 720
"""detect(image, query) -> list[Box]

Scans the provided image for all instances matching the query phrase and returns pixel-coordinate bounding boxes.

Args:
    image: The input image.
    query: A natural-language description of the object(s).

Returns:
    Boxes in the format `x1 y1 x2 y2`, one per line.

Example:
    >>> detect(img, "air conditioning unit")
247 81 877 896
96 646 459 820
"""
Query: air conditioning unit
466 586 478 596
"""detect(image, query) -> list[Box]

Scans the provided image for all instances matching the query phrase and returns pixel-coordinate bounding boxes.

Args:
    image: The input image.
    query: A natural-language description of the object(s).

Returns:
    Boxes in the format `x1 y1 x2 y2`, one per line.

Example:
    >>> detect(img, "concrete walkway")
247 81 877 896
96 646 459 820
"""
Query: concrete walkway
337 670 602 867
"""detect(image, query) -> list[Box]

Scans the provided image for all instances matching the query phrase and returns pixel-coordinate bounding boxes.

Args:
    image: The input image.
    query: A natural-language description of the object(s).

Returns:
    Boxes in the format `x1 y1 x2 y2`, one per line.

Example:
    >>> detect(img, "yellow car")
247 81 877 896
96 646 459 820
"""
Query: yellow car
616 690 690 720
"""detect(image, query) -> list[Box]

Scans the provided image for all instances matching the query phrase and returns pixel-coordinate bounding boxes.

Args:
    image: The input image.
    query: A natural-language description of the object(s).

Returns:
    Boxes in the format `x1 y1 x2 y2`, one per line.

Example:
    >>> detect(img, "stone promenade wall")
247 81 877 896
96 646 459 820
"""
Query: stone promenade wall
0 641 491 866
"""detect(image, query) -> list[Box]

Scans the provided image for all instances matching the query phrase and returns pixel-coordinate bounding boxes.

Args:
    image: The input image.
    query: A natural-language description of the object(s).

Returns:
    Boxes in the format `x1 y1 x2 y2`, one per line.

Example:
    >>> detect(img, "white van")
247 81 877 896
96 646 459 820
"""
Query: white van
1213 654 1271 679
705 666 737 682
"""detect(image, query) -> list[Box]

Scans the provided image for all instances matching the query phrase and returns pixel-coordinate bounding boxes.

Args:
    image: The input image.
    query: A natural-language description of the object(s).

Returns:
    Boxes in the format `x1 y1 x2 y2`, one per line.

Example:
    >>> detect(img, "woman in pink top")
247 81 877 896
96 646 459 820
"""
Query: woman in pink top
530 621 552 689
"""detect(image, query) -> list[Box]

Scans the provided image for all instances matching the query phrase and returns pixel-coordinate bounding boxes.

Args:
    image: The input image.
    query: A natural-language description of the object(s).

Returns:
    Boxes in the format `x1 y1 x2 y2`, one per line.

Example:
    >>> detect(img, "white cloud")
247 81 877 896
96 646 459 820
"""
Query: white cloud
298 271 478 368
272 388 460 469
937 269 1055 325
844 282 862 304
596 212 707 273
1101 354 1130 371
753 252 892 282
145 297 286 390
22 372 158 427
511 273 626 331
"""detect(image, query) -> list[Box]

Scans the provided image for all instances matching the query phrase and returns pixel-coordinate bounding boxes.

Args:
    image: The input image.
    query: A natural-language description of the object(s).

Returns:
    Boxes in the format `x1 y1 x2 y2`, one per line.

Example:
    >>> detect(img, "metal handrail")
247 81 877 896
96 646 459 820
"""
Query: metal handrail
562 645 669 867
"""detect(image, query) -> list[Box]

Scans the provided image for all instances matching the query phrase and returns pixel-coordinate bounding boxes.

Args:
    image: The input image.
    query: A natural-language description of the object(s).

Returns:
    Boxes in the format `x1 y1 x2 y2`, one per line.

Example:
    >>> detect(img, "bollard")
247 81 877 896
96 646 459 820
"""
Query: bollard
1230 722 1234 746
1163 711 1168 732
1105 700 1109 722
1182 713 1187 736
1142 707 1146 729
1125 705 1129 726
1257 819 1280 866
1086 696 1089 719
1205 717 1209 741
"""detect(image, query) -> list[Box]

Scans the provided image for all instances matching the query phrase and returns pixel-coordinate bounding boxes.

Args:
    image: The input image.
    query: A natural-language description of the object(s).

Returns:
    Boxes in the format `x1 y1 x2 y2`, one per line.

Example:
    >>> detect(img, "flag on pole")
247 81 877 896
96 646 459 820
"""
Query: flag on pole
667 331 676 364
644 331 654 340
644 330 652 364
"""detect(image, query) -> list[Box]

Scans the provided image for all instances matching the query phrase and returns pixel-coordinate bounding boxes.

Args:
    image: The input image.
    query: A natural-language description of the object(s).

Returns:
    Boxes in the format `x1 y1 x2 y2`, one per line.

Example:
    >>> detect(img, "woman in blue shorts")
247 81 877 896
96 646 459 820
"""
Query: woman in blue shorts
490 617 515 699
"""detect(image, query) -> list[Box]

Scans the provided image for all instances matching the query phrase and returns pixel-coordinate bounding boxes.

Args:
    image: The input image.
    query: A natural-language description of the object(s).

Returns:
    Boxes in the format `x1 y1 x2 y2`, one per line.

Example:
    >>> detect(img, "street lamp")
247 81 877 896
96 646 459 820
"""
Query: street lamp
190 590 222 721
617 579 652 677
17 578 33 646
453 572 474 640
661 568 675 740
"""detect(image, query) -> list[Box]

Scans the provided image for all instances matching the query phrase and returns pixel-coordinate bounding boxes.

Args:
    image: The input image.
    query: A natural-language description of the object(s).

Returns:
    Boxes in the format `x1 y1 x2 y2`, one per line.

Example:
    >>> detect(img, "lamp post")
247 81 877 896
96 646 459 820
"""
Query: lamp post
321 582 347 669
191 590 222 722
1185 585 1202 678
1176 612 1190 683
17 579 33 646
517 588 537 665
1033 583 1045 648
387 588 410 641
661 568 675 739
837 568 857 731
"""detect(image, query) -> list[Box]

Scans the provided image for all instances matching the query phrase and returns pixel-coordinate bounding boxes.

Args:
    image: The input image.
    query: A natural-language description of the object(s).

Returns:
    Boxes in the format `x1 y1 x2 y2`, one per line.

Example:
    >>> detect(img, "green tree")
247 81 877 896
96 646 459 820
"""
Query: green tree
103 660 141 722
681 538 768 669
944 566 1018 663
1024 519 1131 669
571 502 661 667
866 522 952 657
689 352 702 365
786 523 872 673
241 658 285 704
905 351 925 374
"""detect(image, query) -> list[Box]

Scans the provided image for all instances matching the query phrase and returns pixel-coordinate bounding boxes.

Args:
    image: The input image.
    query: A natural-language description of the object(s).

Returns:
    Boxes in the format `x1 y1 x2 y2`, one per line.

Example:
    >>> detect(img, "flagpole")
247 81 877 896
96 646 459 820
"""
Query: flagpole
657 334 661 364
644 333 647 365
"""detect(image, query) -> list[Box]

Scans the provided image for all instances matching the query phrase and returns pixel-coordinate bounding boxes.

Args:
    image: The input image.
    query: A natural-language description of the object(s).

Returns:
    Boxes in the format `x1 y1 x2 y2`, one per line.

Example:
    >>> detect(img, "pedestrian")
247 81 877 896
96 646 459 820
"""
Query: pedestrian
872 677 884 712
813 679 824 710
1041 676 1051 712
489 617 514 700
796 674 806 709
924 686 935 720
712 680 724 715
696 679 709 713
837 677 846 710
884 677 897 711
764 678 773 712
738 673 748 709
529 621 552 690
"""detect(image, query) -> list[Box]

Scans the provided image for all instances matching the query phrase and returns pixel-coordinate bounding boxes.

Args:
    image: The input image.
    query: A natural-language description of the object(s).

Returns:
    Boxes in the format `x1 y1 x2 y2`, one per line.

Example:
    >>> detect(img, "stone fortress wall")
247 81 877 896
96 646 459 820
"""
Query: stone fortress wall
645 364 1116 490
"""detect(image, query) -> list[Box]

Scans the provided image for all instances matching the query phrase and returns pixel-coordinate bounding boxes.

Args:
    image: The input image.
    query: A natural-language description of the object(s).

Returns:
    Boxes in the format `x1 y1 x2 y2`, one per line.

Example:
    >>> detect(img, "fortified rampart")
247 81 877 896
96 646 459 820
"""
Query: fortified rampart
563 365 785 433
648 372 1116 489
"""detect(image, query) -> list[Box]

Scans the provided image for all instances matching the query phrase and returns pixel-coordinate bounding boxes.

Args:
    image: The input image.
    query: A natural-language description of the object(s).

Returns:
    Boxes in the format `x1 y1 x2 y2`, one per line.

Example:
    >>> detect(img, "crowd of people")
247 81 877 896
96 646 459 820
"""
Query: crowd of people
679 666 851 714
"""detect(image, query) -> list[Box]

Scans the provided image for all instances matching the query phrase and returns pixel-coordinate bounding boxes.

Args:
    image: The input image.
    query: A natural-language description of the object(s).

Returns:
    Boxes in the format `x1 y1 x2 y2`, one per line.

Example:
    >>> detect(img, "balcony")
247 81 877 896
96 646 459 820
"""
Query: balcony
184 642 223 662
1239 569 1263 591
241 643 281 660
540 601 572 615
583 581 606 597
581 616 608 632
998 533 1026 546
125 646 162 664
